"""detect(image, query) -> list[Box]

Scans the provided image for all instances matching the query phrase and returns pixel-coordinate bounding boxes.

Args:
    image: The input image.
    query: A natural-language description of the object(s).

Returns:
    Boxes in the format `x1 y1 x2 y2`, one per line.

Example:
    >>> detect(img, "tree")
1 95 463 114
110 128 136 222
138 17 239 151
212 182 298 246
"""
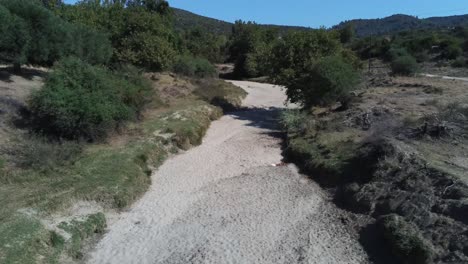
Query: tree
339 23 355 44
270 30 361 107
282 56 360 107
59 0 175 70
0 5 30 72
39 0 63 9
229 20 278 78
0 0 111 69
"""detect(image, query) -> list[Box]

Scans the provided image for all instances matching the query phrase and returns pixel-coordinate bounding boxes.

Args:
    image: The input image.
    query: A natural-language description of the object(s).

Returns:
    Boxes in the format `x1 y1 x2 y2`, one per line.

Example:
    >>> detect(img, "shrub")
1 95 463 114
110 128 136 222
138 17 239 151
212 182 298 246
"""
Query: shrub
441 44 462 60
391 55 419 76
28 57 152 140
452 57 467 68
378 214 434 264
385 47 410 62
284 56 360 107
172 55 217 78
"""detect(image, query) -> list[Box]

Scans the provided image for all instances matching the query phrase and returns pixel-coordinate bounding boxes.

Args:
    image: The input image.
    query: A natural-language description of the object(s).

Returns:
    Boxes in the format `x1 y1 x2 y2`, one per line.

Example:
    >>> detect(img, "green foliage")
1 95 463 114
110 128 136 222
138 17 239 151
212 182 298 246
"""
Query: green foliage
386 47 410 61
441 43 462 60
391 55 419 76
58 213 106 259
229 20 278 78
0 5 30 69
0 0 111 68
339 23 355 43
28 57 152 140
172 55 217 78
379 214 434 264
270 30 342 81
181 27 227 63
0 215 62 264
350 36 391 59
270 30 360 107
0 157 4 170
59 0 176 70
285 56 360 107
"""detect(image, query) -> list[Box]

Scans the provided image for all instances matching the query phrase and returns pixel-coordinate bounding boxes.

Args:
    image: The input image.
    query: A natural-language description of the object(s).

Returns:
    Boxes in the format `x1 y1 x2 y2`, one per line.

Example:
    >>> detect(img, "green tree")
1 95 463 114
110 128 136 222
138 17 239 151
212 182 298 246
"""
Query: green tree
339 23 355 44
270 30 360 107
229 20 277 78
59 0 176 70
0 5 30 72
0 0 111 69
282 56 359 107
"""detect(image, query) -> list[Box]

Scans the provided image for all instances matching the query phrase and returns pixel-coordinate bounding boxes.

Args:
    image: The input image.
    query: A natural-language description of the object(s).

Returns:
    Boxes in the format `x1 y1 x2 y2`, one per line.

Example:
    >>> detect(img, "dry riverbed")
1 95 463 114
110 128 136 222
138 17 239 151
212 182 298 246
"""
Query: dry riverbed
87 81 370 264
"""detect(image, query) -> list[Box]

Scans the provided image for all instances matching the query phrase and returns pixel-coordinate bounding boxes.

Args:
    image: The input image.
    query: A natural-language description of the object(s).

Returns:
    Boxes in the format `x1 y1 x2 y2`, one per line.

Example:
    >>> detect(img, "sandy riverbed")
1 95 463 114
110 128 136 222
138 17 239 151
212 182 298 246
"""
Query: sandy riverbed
86 81 369 264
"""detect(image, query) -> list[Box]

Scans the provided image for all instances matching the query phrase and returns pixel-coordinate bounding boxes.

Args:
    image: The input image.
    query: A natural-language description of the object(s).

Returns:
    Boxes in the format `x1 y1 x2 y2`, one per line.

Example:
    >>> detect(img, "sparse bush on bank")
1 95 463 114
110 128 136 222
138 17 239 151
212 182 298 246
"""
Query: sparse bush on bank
378 215 433 264
391 55 419 76
28 57 152 140
172 55 217 78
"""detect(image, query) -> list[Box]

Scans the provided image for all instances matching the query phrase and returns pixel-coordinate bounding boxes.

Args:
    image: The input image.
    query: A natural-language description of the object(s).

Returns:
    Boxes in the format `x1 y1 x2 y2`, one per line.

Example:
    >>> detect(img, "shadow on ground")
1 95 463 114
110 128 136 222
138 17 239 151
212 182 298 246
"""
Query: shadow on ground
229 107 287 142
0 66 47 83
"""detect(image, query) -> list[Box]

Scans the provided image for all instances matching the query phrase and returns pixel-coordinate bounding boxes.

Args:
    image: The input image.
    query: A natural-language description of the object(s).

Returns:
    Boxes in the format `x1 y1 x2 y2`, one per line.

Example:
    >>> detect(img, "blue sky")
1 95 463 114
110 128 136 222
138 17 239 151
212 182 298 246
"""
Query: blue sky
64 0 468 28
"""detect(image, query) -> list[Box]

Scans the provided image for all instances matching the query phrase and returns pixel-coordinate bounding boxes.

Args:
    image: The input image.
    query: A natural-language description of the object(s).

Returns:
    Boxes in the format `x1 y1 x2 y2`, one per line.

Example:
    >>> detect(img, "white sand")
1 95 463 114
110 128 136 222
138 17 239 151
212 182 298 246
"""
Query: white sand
86 81 369 264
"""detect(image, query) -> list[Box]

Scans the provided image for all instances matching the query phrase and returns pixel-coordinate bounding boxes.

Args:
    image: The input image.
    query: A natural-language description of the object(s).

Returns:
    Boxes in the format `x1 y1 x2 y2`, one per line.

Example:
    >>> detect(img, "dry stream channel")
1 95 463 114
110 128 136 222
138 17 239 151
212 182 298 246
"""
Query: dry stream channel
87 81 370 264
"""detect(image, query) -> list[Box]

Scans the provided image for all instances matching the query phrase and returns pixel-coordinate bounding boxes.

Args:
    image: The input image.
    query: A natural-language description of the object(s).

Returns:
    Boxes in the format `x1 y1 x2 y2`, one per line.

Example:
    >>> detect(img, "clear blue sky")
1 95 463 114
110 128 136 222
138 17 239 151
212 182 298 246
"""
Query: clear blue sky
64 0 468 28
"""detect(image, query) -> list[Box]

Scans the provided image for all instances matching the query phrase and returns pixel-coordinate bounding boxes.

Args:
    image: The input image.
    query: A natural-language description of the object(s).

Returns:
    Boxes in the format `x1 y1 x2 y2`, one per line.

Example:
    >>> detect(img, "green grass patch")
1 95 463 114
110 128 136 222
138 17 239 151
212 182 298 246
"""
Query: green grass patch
0 214 61 264
57 213 106 259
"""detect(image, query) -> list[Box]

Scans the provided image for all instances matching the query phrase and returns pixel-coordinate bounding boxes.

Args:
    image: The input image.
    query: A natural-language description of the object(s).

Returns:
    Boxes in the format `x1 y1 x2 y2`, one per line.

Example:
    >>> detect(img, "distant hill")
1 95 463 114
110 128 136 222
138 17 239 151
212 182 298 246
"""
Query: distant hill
172 8 233 35
173 8 468 38
172 8 312 35
334 14 468 37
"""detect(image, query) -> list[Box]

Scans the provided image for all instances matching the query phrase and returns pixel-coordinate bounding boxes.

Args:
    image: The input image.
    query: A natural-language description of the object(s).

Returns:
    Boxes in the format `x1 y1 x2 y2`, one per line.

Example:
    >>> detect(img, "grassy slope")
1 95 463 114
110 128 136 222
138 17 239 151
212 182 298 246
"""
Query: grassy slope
0 73 246 263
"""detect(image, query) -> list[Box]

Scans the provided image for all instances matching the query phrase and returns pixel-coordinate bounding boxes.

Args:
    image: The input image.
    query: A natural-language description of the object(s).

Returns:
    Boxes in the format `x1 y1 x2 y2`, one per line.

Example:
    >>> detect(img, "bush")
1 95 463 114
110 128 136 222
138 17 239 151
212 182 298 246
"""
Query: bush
385 47 410 62
172 55 217 78
378 214 434 264
284 56 360 107
441 44 462 60
28 57 152 140
391 55 419 76
452 57 467 68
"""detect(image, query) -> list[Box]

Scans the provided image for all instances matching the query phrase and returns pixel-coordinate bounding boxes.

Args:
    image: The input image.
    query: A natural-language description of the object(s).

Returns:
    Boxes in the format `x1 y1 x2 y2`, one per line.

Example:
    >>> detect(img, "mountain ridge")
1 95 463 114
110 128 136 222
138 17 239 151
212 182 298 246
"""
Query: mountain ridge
173 8 468 37
334 13 468 36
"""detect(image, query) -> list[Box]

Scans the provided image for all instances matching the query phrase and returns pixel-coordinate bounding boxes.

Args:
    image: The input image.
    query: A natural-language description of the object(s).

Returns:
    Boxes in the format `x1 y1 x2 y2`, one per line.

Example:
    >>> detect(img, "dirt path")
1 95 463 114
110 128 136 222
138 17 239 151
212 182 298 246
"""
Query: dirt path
422 73 468 82
87 81 369 264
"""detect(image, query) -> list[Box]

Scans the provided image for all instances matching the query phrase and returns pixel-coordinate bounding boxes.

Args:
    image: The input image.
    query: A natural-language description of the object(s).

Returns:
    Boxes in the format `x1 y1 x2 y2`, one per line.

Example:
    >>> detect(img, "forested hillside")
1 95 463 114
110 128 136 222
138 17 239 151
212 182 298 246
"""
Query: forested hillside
335 14 468 36
172 7 312 35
